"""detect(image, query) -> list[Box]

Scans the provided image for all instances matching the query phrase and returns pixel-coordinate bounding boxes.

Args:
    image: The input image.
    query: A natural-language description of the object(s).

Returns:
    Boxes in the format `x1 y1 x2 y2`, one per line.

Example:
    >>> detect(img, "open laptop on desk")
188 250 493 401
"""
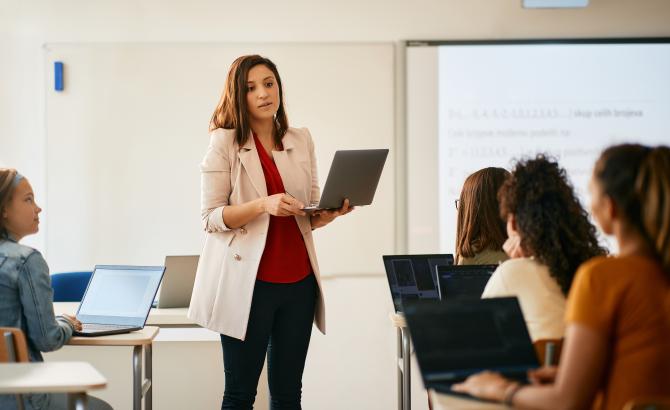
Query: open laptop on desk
74 265 165 337
404 297 539 398
153 255 199 308
303 149 388 211
382 254 454 312
436 264 498 301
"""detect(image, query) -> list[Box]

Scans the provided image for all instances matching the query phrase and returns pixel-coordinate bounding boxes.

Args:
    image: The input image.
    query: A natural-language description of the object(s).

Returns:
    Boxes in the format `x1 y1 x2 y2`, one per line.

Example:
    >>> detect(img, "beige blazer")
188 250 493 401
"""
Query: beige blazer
187 127 325 340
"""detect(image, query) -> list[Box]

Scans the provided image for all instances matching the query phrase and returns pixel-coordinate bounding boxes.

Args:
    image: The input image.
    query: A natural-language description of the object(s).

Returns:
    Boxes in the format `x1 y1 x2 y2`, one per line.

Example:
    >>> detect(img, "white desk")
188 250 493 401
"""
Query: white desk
389 312 411 410
0 362 106 410
69 326 159 410
53 302 195 327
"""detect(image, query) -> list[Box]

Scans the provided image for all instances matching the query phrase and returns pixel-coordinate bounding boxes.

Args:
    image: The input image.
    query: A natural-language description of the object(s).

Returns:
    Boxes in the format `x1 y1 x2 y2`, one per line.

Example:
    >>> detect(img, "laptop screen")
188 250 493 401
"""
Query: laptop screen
77 265 165 326
382 254 454 311
436 264 498 301
404 297 539 383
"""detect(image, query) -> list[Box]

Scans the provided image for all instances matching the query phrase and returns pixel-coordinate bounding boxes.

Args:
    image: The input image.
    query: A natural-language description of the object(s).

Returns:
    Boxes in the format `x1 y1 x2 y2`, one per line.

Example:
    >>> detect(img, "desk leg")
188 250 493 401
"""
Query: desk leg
133 345 142 410
145 343 153 410
68 392 88 410
401 327 411 410
397 328 403 410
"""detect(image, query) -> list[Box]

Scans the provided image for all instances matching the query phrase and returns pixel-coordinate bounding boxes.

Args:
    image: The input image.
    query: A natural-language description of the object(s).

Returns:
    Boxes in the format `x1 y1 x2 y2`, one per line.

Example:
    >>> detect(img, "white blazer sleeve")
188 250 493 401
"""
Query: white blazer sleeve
304 127 320 205
200 130 233 232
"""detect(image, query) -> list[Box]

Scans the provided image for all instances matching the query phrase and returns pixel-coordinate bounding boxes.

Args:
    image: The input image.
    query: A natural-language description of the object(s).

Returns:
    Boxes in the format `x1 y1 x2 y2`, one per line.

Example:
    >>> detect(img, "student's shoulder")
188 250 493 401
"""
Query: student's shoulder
286 127 313 144
495 257 544 277
0 240 40 262
577 255 661 284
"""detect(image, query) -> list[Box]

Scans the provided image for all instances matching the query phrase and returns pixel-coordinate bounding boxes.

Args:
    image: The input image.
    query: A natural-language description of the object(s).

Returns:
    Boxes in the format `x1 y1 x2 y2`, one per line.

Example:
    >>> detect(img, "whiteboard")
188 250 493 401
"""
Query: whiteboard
45 43 395 275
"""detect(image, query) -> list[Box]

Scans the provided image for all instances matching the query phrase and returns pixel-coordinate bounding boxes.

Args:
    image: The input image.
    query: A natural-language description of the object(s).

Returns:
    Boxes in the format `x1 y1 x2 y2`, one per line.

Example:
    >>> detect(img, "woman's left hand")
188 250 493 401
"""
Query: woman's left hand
451 371 516 402
311 199 354 229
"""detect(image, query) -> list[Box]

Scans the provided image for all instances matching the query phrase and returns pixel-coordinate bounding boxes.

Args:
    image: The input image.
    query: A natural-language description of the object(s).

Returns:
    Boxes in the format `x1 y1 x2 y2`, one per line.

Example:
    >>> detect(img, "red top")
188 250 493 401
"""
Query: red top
253 134 312 283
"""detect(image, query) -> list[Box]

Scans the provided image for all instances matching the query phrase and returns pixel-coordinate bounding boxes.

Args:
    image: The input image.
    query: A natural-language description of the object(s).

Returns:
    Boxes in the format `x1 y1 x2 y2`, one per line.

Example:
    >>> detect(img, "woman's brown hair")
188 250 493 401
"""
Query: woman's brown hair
0 168 19 238
210 55 289 148
594 144 670 274
498 156 607 295
455 167 510 263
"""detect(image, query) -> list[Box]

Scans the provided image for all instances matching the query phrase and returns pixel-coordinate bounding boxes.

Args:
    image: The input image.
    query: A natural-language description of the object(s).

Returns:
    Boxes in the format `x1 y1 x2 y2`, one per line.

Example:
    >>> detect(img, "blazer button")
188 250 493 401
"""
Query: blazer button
239 227 247 234
233 254 242 261
207 229 213 233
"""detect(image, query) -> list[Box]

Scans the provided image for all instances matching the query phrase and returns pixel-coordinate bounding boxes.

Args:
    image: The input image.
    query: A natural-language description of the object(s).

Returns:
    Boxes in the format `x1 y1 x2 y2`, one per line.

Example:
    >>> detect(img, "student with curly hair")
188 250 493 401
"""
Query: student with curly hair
481 155 606 341
453 144 670 410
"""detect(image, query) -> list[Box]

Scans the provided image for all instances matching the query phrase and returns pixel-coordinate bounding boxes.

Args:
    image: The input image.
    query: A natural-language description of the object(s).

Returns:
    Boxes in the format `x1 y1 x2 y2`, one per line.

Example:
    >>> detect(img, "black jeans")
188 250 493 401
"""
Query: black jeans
220 274 317 410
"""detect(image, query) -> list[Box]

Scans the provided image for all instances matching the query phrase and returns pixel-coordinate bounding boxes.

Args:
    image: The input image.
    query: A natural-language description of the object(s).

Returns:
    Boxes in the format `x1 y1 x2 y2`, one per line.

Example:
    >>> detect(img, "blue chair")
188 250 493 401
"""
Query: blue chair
50 271 92 302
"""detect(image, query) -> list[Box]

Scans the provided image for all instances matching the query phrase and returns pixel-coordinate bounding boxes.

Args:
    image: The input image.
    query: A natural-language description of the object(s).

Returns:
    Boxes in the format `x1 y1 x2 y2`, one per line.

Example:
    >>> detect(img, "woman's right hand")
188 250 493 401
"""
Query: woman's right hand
62 314 82 331
502 234 525 258
263 193 306 217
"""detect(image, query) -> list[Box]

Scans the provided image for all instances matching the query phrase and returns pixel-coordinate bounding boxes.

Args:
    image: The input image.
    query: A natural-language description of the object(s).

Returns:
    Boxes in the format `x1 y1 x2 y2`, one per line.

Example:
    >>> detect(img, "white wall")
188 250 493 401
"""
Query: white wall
2 1 670 409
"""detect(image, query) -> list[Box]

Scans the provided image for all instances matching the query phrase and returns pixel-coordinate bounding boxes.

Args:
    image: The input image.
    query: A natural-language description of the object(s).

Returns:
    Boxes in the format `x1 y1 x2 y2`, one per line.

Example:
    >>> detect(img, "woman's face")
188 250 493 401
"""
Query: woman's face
2 178 42 240
588 173 614 235
245 64 280 123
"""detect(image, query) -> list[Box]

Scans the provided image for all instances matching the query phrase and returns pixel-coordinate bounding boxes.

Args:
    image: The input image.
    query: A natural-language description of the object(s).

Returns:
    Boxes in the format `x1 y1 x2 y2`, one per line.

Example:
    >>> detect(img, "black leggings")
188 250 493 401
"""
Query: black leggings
220 274 317 410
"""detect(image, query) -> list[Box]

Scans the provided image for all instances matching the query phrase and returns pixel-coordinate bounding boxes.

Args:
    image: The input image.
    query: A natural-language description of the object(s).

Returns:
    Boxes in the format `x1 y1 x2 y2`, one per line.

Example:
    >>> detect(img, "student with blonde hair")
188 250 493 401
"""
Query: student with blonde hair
0 169 111 410
453 144 670 409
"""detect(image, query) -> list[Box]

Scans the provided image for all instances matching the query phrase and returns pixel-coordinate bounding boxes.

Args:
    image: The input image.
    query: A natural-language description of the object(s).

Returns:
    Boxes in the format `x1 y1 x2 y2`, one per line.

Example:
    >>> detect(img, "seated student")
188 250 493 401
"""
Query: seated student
453 144 670 409
0 169 112 410
455 167 510 265
482 156 606 341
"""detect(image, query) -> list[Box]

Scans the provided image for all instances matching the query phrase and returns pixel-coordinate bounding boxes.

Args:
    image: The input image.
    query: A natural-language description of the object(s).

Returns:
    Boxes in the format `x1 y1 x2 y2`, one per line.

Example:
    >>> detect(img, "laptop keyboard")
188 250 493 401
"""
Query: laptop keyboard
80 323 132 332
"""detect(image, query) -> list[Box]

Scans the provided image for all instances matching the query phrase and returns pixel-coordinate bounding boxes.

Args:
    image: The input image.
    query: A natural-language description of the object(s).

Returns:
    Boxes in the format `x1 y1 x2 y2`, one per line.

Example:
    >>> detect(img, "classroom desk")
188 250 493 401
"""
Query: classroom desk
0 362 106 410
389 312 411 410
429 390 507 410
53 303 196 327
69 327 159 410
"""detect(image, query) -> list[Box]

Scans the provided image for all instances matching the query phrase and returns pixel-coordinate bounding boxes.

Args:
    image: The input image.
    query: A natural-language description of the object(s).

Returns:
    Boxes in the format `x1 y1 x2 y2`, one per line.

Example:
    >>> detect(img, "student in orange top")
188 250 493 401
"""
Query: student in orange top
452 143 670 410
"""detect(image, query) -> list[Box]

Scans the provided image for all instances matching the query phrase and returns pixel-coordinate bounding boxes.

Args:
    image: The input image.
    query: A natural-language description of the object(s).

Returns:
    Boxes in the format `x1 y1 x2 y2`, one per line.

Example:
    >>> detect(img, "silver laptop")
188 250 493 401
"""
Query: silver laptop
154 255 199 308
303 149 389 211
74 265 165 337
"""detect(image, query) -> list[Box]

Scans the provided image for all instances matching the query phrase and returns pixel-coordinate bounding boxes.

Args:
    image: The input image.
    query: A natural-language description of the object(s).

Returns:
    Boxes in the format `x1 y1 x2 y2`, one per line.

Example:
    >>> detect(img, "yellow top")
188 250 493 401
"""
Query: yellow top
565 255 670 410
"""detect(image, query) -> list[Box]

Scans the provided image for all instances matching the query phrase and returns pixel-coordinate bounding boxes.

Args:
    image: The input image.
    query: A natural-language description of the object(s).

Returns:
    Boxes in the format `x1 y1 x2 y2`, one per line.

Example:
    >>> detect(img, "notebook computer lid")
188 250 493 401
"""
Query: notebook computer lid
436 264 498 301
77 265 165 327
156 255 199 308
382 254 454 312
305 149 389 210
404 297 539 385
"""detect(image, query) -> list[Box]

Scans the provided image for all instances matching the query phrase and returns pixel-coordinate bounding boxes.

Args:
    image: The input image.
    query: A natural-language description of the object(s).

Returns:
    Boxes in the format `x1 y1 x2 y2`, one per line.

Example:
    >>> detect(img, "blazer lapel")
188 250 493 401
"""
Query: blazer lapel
238 136 268 198
273 131 307 204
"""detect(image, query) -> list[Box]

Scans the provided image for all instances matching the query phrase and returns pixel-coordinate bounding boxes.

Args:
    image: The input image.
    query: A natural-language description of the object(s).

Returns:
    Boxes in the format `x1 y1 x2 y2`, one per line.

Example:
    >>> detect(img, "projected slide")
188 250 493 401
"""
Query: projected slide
426 42 670 252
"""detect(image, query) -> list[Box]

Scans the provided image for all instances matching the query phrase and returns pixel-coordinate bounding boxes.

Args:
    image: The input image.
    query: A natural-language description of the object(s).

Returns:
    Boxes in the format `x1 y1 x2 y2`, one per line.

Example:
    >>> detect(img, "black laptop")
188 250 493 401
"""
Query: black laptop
403 297 539 397
436 264 498 301
382 254 454 312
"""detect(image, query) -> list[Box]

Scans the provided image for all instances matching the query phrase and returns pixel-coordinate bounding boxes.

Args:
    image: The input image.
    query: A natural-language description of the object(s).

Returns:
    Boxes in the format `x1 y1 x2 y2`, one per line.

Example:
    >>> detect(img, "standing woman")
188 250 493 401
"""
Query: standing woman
188 55 352 410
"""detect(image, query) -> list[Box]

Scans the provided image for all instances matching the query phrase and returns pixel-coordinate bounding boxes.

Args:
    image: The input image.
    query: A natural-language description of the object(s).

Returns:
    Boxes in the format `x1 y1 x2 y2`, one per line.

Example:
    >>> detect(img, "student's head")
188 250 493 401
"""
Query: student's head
498 155 606 294
210 55 288 147
590 144 670 272
455 167 510 262
0 169 42 241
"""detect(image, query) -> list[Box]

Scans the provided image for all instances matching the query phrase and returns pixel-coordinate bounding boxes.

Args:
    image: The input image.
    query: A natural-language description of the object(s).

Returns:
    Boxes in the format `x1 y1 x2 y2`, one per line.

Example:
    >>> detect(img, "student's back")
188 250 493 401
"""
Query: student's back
567 255 670 409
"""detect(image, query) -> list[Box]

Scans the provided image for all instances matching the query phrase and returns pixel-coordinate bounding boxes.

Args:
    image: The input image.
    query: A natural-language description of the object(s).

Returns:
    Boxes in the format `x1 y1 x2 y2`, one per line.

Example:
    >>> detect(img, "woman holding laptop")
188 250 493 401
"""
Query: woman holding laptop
0 169 111 410
188 55 352 409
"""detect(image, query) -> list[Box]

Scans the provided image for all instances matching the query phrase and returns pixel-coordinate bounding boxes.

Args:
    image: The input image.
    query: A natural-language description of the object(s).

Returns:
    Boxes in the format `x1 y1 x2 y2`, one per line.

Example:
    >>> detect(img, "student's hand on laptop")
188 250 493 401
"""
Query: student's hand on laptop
451 371 518 402
310 199 354 228
528 366 558 385
264 193 306 217
62 314 82 331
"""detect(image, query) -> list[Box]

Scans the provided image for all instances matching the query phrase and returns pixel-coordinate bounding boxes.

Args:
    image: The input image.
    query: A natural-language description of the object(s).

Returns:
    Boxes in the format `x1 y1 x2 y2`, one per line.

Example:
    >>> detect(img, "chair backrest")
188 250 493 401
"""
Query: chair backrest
623 397 670 410
533 338 563 366
51 271 93 302
0 327 29 363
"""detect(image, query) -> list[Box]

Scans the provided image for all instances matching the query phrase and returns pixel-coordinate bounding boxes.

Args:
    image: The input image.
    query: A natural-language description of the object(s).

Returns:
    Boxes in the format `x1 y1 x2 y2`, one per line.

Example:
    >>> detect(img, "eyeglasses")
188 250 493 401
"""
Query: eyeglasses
454 199 460 210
